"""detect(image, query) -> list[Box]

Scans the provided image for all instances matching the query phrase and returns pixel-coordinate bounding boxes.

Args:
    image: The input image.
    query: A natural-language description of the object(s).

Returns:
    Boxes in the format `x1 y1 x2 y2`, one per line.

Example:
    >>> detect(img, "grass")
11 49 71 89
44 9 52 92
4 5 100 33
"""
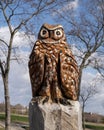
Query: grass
0 113 29 130
0 113 28 123
0 128 4 130
1 113 104 130
11 114 28 123
85 123 104 130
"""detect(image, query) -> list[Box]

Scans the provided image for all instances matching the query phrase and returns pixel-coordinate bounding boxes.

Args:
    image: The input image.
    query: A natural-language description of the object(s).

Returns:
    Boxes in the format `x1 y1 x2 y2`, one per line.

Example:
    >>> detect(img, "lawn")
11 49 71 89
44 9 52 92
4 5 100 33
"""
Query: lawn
85 122 104 130
1 113 104 130
0 128 4 130
0 113 29 130
0 113 28 124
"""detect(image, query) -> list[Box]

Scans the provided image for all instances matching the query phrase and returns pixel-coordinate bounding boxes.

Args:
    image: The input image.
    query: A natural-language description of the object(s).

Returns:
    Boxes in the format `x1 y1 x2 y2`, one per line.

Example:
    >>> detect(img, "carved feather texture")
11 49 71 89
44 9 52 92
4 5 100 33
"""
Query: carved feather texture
28 24 79 102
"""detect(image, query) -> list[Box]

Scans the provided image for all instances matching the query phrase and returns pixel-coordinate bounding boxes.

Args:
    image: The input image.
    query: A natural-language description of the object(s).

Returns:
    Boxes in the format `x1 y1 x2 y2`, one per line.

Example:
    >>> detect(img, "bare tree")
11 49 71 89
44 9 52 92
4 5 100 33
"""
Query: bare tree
94 58 104 79
80 84 98 129
53 0 104 97
0 0 68 129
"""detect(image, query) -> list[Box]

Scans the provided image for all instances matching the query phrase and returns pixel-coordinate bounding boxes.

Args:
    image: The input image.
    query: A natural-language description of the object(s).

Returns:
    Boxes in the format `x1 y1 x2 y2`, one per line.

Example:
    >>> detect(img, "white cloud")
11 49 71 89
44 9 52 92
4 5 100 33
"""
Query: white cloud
0 26 10 43
52 0 79 16
0 26 35 47
9 62 32 105
65 0 78 10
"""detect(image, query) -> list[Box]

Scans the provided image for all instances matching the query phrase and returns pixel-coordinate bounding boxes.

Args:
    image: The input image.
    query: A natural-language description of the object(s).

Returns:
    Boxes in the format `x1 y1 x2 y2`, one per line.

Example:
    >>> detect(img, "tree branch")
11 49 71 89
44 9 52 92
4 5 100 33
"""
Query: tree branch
0 60 5 77
0 39 9 47
7 0 21 22
1 4 13 33
94 59 104 78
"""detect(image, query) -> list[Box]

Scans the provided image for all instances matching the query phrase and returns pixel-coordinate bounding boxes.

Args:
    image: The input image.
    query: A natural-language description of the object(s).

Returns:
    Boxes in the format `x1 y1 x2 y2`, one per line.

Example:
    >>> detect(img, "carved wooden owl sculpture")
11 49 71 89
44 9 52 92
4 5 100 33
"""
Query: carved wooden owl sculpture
28 23 79 103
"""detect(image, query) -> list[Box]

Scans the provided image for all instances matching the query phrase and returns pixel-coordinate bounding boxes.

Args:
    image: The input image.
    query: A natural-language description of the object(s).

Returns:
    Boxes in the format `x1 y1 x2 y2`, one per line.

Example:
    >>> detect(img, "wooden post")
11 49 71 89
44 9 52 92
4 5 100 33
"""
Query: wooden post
29 101 82 130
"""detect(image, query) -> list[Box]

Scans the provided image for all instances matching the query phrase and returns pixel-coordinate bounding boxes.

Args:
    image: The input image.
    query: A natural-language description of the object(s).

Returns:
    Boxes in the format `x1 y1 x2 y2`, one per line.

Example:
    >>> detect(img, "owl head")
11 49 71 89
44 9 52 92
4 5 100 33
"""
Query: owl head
38 23 66 44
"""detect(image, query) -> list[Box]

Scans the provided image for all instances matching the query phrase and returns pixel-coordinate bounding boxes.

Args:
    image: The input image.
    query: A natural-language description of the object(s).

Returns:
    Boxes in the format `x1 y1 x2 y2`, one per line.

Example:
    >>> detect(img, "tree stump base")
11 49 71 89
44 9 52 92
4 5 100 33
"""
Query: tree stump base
29 100 82 130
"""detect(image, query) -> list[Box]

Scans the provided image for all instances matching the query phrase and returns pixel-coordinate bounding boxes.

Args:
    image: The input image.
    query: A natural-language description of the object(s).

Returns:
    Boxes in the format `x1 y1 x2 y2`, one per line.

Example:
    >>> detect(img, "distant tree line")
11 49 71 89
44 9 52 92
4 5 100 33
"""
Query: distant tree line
0 103 28 115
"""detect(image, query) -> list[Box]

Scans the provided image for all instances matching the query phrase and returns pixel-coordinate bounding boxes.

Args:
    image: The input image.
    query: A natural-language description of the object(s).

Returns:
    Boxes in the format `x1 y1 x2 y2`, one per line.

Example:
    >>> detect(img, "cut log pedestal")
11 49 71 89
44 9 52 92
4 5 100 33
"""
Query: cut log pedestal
29 100 82 130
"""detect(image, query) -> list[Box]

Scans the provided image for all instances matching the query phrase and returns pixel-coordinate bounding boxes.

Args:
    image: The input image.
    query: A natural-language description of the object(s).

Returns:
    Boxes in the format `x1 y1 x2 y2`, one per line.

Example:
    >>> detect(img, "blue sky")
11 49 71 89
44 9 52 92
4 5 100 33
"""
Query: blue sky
0 0 104 115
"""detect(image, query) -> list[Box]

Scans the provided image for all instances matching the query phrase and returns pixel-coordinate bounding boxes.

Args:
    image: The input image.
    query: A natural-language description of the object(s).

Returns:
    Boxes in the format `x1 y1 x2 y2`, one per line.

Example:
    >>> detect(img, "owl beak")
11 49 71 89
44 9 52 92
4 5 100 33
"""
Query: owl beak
50 31 54 38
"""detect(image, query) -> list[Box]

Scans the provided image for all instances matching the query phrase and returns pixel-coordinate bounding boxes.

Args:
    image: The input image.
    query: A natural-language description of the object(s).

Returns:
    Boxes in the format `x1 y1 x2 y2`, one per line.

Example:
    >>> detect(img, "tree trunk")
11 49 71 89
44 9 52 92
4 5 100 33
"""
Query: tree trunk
78 69 82 99
3 76 11 130
82 104 85 130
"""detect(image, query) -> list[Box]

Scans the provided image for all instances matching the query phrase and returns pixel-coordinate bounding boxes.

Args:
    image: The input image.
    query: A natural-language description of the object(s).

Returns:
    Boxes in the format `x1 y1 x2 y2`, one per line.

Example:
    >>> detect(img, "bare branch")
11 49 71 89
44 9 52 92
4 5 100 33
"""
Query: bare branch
7 0 21 21
0 39 9 47
0 60 5 77
94 59 104 78
0 46 7 57
1 4 13 33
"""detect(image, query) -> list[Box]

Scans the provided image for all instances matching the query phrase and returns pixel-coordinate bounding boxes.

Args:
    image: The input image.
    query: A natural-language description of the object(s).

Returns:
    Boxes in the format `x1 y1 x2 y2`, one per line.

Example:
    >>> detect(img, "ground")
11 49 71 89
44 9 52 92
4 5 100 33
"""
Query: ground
0 121 25 130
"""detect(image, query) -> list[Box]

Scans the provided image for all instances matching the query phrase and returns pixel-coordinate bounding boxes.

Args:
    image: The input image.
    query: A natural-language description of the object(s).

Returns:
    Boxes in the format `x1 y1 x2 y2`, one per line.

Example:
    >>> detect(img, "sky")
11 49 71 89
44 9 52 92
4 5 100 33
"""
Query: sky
0 0 104 115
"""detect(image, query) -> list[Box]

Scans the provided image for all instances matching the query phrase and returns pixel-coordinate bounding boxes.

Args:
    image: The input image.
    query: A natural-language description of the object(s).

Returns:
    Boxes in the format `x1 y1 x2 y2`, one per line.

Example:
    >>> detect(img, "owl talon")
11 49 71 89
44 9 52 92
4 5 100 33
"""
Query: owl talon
59 98 71 105
42 96 49 104
54 98 60 104
31 96 47 104
54 98 71 105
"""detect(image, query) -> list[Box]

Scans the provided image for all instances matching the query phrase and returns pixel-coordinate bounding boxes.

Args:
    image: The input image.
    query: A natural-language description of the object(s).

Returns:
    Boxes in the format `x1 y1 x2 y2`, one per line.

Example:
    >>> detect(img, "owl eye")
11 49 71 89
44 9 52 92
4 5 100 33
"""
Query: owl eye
40 28 48 38
54 29 63 37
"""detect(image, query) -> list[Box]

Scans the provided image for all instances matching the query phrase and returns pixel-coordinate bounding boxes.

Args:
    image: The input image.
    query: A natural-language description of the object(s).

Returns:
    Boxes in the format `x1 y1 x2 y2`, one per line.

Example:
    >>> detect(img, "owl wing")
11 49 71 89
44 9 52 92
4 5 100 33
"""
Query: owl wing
59 48 79 100
28 45 44 97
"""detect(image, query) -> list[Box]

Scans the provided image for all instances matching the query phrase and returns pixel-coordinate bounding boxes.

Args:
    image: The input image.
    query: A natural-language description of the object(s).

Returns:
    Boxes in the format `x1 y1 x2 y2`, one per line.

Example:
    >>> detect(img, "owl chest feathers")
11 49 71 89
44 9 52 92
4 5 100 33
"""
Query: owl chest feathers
34 40 68 59
32 40 78 78
29 40 79 100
